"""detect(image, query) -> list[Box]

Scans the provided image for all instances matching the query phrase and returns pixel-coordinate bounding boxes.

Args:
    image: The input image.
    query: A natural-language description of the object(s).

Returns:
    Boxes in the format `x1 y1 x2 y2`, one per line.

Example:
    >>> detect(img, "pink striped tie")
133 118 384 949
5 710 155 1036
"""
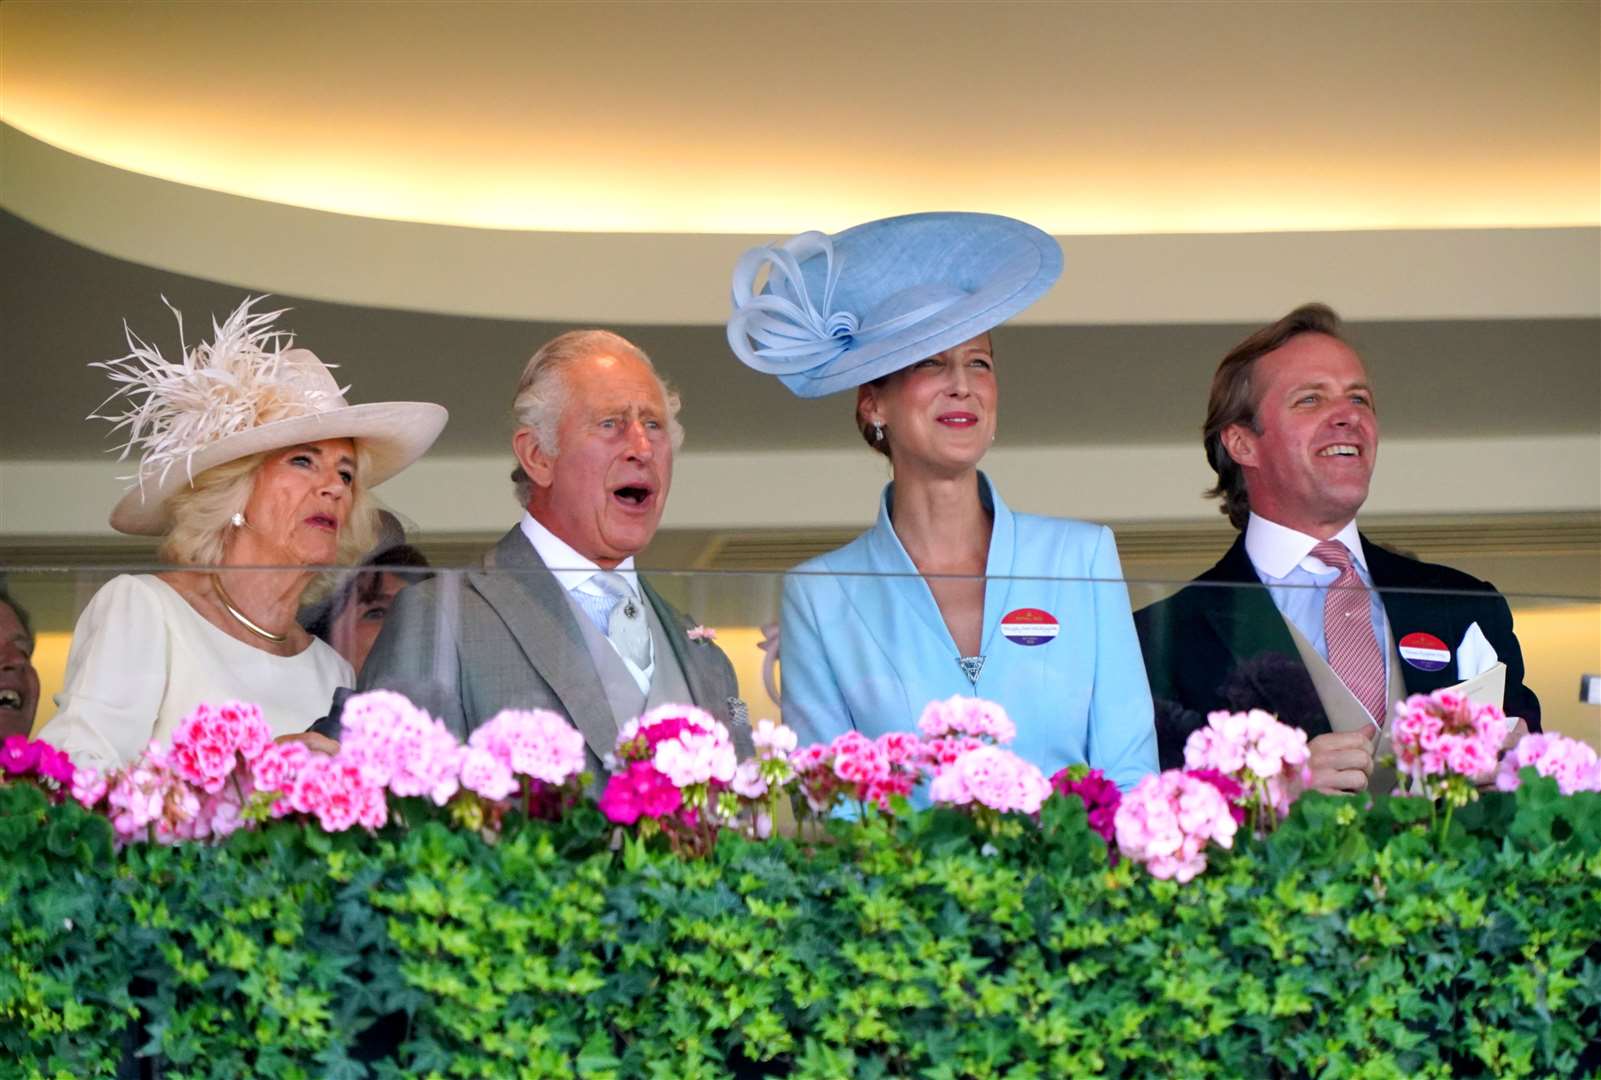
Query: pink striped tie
1312 540 1387 724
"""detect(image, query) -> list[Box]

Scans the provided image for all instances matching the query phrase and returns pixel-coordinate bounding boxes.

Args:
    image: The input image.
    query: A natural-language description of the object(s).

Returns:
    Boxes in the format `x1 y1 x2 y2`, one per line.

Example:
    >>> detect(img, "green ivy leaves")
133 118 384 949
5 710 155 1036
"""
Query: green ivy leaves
2 782 1598 1077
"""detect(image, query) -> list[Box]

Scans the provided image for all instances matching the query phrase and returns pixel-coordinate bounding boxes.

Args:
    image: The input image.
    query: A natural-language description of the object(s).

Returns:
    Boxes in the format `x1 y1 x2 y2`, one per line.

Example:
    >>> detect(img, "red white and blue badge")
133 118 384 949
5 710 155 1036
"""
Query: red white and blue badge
1001 608 1059 647
1398 632 1451 672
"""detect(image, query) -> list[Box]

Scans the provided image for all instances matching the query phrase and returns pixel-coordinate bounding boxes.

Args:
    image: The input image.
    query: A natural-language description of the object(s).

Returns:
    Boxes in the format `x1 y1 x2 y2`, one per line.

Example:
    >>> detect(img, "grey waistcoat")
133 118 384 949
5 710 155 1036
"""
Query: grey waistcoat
563 588 695 735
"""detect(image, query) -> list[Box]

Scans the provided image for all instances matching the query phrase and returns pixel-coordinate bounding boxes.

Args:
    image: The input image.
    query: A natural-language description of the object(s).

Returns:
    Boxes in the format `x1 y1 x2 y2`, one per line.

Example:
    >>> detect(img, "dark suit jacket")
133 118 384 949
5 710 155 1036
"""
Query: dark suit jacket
1133 533 1540 768
357 527 744 771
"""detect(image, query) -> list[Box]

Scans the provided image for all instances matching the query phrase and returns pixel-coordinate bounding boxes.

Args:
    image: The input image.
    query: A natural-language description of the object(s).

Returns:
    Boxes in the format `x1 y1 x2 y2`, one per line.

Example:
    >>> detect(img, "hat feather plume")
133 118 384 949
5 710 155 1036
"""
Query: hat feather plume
89 296 343 495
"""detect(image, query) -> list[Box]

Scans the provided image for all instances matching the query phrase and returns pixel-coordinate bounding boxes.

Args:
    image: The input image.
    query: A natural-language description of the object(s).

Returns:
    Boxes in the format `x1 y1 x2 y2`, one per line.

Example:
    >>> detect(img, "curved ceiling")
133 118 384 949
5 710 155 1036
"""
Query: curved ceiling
4 1 1597 235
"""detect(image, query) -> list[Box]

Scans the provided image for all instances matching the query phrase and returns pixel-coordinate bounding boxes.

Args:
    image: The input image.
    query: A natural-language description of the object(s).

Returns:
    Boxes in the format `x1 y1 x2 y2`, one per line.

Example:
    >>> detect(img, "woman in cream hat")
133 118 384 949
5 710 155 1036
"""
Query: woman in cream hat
729 212 1156 790
38 297 447 771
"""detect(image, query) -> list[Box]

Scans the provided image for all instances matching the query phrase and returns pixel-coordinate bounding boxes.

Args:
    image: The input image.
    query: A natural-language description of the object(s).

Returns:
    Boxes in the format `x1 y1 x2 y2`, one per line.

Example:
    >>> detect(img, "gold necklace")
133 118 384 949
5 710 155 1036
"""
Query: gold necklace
211 574 288 643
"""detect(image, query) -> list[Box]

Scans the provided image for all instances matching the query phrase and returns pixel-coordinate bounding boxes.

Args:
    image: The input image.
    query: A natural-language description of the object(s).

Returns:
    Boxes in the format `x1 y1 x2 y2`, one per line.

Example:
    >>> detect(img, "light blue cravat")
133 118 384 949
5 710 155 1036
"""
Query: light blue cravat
581 571 650 670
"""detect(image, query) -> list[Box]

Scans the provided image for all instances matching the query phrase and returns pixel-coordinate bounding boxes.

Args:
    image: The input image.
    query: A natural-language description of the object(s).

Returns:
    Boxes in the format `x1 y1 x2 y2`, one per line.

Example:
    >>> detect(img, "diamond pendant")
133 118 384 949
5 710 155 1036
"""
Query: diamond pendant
957 655 986 686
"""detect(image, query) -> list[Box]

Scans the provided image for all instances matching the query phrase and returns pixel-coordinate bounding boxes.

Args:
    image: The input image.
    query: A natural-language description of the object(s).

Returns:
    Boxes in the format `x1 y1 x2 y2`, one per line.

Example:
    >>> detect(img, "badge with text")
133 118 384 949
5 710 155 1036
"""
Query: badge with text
1001 608 1059 646
1398 631 1451 672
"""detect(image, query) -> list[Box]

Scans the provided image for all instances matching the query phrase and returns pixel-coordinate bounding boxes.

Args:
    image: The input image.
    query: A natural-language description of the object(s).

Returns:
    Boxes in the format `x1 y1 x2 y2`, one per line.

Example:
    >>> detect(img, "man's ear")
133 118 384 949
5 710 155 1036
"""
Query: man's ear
513 428 555 489
1221 423 1258 469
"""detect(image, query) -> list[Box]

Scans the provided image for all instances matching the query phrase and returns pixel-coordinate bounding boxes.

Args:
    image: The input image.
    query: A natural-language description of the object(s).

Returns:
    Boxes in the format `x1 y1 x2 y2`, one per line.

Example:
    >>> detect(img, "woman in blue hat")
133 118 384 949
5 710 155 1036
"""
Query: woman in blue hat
728 212 1156 791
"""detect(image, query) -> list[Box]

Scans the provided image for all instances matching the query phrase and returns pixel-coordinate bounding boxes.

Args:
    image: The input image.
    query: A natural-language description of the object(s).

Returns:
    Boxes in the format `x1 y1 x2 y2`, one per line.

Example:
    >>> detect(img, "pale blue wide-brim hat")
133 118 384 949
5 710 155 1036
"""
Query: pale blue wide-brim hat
727 211 1062 398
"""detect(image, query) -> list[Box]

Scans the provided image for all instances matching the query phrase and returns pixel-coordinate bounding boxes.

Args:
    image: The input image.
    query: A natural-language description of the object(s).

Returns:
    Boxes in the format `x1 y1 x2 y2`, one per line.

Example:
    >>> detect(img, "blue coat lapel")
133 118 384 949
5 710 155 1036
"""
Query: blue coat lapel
850 472 1016 690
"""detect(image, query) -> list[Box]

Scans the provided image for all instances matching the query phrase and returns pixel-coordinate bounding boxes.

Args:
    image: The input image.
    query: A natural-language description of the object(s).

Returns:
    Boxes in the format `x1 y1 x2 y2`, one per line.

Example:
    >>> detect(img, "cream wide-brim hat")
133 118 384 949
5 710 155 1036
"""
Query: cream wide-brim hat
107 344 447 537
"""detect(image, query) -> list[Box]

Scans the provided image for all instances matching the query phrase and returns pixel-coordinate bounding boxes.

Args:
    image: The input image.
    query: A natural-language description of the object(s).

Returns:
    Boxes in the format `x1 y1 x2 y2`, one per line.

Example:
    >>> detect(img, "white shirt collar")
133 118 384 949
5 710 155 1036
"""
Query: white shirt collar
1245 512 1367 580
519 512 640 597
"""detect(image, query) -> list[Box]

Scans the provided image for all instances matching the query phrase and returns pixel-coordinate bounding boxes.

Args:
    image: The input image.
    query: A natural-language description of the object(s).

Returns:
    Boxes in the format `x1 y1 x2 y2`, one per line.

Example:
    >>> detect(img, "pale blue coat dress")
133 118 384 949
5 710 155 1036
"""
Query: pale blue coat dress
780 475 1158 792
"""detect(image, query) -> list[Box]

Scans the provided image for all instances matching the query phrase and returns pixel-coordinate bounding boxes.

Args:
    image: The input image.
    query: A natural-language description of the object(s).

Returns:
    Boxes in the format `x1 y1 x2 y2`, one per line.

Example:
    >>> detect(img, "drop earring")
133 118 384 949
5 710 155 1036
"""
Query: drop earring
872 421 885 444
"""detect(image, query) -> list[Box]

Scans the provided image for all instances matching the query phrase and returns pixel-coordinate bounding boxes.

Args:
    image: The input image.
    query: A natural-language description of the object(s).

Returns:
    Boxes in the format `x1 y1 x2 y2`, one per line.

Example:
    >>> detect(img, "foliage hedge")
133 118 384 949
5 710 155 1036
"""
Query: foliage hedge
4 779 1599 1079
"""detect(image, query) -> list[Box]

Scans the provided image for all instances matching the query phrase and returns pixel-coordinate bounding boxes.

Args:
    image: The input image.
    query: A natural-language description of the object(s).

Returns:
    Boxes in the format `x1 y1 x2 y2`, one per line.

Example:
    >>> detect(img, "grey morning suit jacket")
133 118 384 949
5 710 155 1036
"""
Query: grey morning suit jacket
359 527 744 773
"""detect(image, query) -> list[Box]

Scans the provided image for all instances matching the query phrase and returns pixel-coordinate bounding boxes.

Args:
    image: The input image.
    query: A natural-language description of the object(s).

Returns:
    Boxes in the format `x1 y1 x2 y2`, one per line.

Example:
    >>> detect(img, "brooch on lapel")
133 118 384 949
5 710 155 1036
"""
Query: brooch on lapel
688 625 718 643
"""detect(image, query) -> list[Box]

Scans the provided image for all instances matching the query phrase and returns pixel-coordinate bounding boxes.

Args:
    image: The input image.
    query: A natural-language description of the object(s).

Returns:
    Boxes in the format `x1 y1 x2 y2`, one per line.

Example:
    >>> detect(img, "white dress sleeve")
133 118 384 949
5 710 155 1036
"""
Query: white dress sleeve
36 576 174 773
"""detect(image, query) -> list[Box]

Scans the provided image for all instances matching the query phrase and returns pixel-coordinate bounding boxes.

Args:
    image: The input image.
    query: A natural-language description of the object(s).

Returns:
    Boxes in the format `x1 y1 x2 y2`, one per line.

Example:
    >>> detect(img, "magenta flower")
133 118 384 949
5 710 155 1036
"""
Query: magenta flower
34 744 75 785
599 761 683 825
1 734 41 775
1051 767 1123 845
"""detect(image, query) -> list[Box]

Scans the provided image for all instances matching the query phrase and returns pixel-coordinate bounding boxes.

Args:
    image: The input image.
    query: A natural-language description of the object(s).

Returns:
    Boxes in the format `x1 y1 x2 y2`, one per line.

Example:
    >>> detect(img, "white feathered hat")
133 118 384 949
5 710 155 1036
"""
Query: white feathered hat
93 296 448 536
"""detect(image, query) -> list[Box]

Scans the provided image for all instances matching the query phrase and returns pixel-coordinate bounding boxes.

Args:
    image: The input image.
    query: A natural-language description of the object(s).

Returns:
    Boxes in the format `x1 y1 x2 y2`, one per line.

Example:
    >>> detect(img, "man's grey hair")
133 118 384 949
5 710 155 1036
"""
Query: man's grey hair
511 329 685 507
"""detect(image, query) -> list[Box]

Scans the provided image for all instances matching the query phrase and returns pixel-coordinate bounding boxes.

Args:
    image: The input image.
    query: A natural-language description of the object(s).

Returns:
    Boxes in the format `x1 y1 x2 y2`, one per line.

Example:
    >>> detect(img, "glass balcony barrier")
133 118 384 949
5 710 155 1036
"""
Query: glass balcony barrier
3 563 1594 770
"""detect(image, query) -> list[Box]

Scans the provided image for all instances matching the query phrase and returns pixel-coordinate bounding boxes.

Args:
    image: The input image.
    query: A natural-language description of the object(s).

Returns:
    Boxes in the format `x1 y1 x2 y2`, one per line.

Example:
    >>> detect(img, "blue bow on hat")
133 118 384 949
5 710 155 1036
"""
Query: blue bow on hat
727 212 1062 398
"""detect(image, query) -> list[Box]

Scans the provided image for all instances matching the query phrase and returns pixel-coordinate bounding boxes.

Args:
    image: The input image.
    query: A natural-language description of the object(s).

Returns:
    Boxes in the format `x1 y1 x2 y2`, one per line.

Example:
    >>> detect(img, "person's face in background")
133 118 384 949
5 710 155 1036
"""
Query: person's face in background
0 600 40 737
329 571 413 675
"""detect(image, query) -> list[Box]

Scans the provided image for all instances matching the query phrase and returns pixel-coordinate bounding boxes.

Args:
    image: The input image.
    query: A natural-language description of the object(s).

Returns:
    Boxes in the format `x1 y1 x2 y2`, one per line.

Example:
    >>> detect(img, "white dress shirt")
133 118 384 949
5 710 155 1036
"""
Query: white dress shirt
1244 514 1390 695
519 512 653 694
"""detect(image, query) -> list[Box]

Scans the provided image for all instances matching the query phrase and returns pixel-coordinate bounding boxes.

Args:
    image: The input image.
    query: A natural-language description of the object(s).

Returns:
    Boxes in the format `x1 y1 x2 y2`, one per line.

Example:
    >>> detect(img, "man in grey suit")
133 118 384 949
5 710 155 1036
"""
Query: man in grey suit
361 329 744 774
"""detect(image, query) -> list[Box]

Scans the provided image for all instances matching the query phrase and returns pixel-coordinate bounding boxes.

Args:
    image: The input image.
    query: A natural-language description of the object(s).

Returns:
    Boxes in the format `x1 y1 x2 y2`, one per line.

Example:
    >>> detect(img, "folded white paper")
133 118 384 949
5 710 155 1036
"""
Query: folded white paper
1444 661 1506 710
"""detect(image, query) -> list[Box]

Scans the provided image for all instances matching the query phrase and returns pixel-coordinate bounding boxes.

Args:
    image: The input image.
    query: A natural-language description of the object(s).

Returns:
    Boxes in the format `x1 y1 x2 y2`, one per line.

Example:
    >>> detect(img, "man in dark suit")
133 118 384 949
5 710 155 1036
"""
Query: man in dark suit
1134 304 1539 787
361 330 744 775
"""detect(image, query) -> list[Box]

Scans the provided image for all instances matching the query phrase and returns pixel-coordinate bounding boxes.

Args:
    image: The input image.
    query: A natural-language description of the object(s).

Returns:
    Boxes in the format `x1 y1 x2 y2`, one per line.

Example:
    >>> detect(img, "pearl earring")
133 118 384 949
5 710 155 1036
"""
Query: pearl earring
230 512 246 528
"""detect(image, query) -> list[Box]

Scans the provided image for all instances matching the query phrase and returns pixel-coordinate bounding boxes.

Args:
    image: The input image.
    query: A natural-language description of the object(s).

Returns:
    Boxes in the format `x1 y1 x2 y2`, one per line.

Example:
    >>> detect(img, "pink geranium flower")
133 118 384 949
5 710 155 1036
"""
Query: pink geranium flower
752 719 798 759
71 765 109 809
287 756 386 833
338 690 462 805
730 759 768 799
470 708 587 789
917 696 1017 745
167 701 274 794
1495 733 1601 795
1391 690 1510 798
459 746 519 802
1114 771 1238 883
610 705 738 825
1184 709 1310 828
930 745 1052 815
1184 768 1247 826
